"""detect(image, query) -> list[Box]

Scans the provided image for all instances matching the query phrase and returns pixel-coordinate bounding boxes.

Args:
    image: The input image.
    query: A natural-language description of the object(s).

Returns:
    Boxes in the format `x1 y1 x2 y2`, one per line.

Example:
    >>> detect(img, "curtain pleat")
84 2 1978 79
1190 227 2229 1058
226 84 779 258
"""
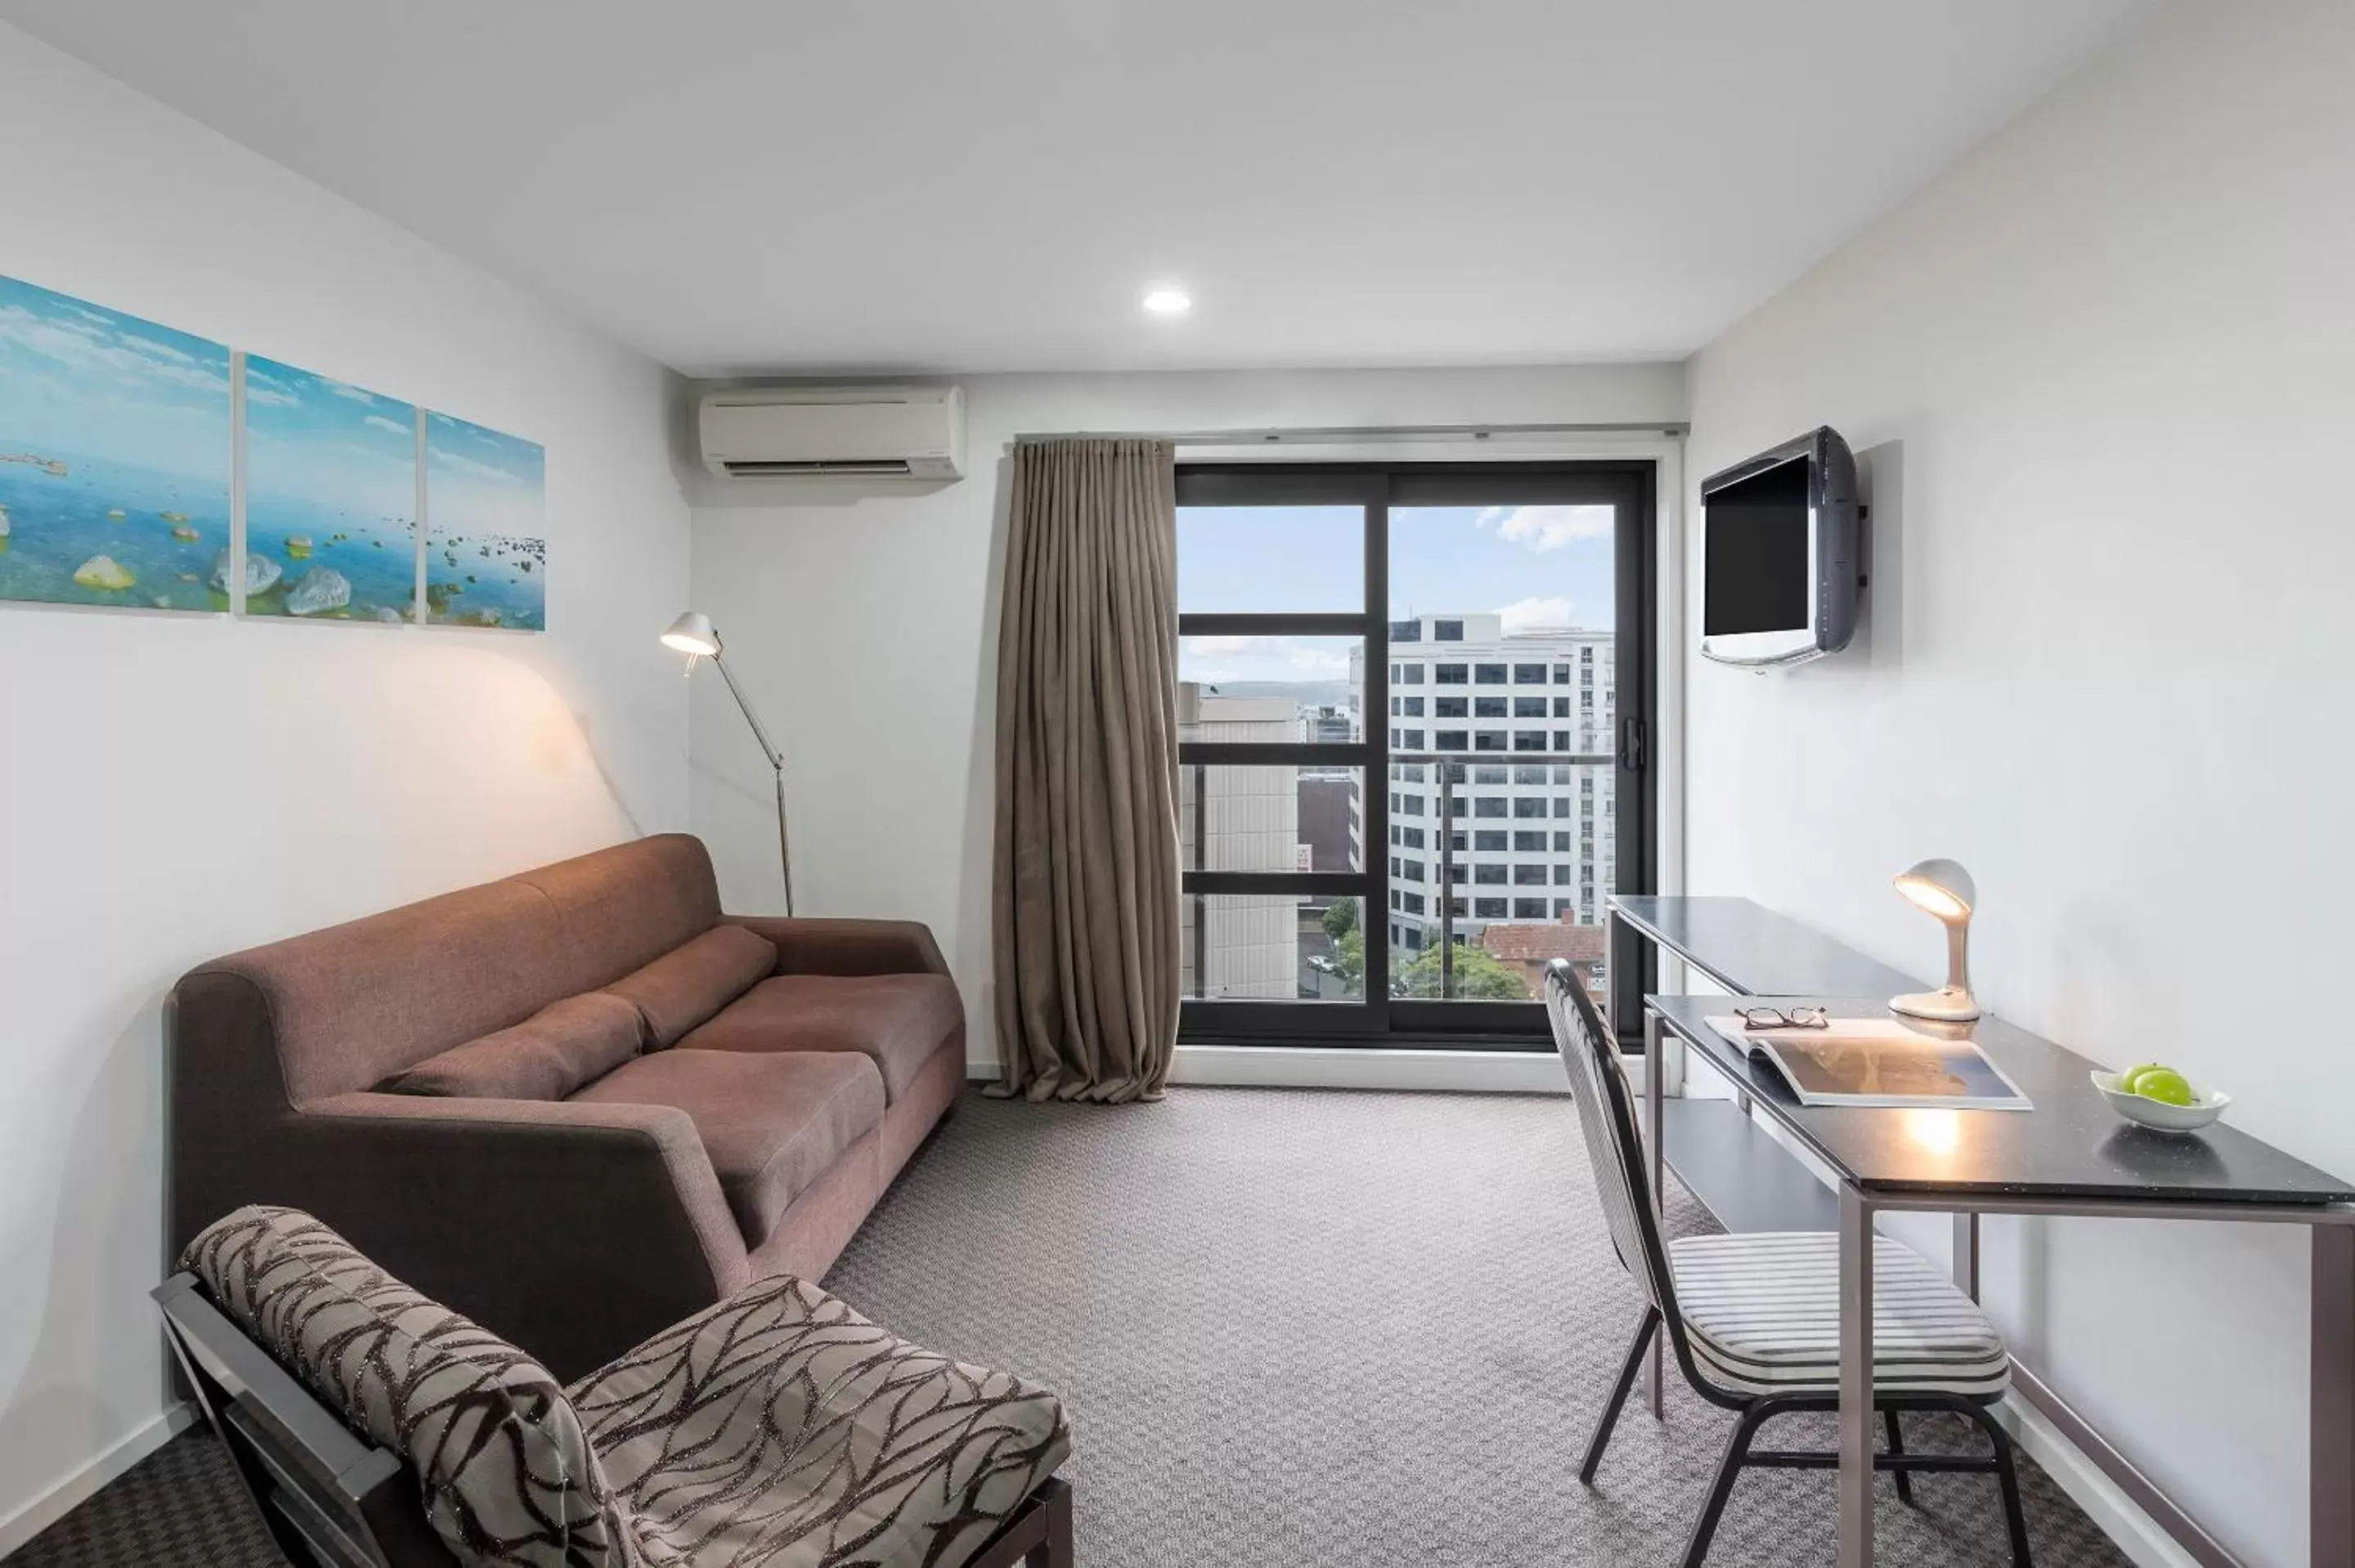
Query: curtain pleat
990 439 1181 1103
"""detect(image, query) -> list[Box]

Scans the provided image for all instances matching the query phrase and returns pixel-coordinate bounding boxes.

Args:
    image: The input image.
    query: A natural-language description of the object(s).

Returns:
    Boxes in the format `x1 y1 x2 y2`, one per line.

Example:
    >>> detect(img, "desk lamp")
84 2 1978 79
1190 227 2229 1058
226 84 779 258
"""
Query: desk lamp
662 612 795 915
1889 858 1981 1021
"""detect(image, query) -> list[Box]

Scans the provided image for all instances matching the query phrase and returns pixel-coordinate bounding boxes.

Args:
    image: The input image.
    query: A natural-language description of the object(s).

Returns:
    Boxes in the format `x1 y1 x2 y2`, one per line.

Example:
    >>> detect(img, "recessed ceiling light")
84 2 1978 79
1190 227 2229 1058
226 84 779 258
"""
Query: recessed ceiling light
1142 286 1191 316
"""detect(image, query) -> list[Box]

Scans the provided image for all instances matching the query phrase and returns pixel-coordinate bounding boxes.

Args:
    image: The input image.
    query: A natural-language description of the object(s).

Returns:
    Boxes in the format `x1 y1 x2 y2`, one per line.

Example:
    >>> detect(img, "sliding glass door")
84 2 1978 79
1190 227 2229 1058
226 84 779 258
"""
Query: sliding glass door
1176 462 1654 1047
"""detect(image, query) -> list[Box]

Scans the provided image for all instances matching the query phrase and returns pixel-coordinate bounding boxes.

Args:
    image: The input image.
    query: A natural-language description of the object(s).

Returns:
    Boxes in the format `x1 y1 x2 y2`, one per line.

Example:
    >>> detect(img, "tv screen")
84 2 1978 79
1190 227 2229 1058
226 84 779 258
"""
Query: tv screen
1703 455 1810 636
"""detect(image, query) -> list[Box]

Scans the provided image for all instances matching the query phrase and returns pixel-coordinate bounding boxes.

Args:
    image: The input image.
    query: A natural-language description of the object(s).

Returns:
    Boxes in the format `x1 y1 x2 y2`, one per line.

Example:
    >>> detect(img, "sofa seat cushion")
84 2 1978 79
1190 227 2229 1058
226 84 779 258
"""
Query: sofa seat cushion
571 1275 1069 1568
599 924 778 1047
571 1051 882 1247
674 974 962 1103
379 992 644 1100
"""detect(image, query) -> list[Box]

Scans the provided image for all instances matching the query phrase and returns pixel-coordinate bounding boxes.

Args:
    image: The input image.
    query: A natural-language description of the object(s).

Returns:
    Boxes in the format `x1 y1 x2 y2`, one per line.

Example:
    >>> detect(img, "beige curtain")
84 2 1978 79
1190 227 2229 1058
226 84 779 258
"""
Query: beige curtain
990 438 1182 1103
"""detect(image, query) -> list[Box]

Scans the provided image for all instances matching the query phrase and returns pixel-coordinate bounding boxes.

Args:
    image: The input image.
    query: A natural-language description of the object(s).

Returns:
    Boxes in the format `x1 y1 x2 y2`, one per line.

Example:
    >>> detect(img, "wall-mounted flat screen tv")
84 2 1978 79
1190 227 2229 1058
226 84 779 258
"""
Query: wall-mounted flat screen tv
1699 425 1862 667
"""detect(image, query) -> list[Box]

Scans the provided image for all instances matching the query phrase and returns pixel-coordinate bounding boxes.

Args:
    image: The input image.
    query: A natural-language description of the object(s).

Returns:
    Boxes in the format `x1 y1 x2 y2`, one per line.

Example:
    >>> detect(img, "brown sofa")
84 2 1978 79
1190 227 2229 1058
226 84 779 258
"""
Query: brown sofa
167 833 965 1381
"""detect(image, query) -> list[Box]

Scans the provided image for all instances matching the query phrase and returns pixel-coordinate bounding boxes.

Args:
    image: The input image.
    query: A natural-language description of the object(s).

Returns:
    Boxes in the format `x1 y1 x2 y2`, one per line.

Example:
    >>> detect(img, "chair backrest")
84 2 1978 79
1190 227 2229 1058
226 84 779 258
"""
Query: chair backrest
168 1206 633 1568
1543 960 1682 1326
155 1270 457 1567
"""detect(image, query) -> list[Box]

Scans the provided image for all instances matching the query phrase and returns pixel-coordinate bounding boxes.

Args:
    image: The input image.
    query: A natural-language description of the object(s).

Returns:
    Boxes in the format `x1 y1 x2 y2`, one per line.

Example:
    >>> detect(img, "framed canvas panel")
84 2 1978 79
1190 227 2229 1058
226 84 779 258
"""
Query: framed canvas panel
241 356 420 621
0 275 231 612
424 411 544 631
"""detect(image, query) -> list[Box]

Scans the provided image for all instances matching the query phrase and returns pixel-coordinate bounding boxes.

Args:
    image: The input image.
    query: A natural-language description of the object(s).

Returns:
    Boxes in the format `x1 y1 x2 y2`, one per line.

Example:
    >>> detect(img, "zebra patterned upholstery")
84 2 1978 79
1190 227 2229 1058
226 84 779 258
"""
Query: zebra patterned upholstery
573 1275 1070 1567
1670 1232 2011 1398
183 1207 636 1565
182 1207 1070 1568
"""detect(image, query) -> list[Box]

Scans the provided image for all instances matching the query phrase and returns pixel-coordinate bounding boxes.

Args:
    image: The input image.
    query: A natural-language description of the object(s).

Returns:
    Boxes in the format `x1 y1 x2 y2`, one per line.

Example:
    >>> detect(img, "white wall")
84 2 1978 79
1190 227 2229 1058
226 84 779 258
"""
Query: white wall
0 23 692 1544
1683 2 2353 1560
687 365 1684 1068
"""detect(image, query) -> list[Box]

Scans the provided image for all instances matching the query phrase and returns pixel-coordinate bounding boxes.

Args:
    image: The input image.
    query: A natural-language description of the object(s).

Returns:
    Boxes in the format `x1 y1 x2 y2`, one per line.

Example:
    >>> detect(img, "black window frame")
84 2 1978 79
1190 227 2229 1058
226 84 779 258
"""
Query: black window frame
1176 459 1657 1047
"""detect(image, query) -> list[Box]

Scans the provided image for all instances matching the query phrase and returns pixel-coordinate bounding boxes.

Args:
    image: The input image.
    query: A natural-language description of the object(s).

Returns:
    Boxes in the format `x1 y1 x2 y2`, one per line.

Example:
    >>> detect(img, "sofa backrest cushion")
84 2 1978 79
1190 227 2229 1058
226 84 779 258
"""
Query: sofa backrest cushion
208 877 578 1106
601 923 778 1047
182 1205 634 1567
186 834 726 1105
379 992 644 1101
514 833 724 997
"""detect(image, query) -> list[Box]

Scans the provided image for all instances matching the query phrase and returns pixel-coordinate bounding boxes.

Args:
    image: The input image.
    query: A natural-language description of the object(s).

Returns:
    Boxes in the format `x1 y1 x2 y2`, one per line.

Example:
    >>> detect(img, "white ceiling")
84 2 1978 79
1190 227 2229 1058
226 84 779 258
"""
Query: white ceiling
2 0 2153 377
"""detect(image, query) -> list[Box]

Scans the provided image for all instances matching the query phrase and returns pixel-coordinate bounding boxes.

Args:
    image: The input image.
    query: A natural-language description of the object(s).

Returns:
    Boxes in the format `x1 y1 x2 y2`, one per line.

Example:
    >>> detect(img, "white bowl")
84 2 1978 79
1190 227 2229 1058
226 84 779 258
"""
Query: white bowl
2090 1070 2231 1133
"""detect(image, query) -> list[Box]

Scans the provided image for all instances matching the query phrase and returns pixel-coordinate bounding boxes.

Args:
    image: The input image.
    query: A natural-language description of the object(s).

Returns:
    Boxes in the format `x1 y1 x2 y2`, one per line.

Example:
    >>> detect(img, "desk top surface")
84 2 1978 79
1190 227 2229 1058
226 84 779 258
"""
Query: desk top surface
1611 894 1921 1000
1649 995 2355 1205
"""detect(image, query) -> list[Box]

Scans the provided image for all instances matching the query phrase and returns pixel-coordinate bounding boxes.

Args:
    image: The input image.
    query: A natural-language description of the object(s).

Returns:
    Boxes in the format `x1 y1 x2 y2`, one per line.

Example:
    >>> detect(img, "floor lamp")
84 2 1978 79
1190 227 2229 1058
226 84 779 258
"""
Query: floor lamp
662 612 795 916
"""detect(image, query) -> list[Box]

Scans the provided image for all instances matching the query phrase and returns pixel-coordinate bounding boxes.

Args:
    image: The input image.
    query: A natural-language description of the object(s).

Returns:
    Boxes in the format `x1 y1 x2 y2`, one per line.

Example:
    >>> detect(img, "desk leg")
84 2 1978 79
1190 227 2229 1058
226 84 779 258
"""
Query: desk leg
1839 1185 1876 1568
1953 1212 1979 1301
2317 1225 2355 1567
1644 1005 1665 1419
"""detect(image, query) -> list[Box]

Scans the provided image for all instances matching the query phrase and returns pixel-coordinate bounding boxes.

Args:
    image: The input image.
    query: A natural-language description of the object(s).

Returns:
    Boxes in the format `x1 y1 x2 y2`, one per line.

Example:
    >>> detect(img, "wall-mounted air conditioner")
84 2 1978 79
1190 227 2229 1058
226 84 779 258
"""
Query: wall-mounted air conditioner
698 385 965 481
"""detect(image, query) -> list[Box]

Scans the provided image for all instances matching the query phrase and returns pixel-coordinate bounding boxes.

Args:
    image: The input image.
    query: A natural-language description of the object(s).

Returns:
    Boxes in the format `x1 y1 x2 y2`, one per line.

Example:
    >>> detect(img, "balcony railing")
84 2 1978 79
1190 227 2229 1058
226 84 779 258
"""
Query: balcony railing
1390 750 1613 1000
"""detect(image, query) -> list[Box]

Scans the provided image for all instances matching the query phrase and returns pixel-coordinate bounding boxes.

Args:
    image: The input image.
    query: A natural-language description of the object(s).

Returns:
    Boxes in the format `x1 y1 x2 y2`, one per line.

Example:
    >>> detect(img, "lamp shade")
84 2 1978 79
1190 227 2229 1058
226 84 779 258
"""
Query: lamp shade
661 611 721 658
1893 858 1974 923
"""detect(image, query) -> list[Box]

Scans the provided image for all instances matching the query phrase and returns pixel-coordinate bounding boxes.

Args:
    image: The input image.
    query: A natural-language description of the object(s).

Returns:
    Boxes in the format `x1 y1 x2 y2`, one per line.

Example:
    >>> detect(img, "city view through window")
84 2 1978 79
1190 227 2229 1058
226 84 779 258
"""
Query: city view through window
1177 495 1620 1015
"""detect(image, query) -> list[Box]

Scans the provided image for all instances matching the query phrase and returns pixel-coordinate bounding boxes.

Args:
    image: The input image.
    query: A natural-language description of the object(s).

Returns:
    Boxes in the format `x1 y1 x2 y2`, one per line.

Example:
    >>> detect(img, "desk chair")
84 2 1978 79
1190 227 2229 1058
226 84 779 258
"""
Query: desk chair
1543 961 2031 1566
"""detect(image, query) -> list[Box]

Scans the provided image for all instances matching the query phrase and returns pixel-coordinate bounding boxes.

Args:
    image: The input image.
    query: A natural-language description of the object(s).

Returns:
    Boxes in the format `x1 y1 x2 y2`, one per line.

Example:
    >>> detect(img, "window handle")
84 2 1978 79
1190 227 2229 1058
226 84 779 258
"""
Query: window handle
1618 717 1648 773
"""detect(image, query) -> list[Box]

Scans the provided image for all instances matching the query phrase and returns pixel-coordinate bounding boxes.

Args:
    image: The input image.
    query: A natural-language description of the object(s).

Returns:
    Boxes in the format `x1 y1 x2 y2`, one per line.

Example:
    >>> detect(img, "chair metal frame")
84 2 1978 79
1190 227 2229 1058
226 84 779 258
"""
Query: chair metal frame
1543 961 2031 1567
153 1270 1074 1568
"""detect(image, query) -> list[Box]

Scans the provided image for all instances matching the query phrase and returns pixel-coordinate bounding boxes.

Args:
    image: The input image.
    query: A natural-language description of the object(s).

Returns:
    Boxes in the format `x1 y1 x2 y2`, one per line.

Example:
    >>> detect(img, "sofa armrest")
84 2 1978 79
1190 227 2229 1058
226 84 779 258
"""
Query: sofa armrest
724 916 950 979
272 1092 751 1381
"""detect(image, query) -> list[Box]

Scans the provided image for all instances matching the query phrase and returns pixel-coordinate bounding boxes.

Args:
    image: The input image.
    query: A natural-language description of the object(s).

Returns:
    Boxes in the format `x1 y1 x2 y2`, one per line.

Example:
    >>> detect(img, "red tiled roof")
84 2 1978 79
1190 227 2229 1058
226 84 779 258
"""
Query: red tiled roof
1478 922 1607 963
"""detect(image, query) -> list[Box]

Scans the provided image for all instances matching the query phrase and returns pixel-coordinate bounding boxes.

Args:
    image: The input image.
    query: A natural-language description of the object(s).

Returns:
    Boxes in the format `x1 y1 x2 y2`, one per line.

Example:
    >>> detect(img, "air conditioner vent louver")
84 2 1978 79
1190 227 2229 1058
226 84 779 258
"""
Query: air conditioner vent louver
698 386 964 482
722 459 915 477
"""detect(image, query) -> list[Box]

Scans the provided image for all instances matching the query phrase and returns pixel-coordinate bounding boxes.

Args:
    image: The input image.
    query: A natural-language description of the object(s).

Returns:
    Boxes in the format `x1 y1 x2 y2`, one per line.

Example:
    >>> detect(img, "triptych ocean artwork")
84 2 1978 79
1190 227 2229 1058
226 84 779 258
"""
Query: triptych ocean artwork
0 273 545 629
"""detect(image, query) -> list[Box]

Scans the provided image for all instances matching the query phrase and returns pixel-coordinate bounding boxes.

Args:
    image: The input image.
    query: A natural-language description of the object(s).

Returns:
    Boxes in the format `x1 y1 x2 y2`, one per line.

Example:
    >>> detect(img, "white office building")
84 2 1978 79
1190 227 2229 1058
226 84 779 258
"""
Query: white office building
1177 687 1303 999
1365 612 1617 961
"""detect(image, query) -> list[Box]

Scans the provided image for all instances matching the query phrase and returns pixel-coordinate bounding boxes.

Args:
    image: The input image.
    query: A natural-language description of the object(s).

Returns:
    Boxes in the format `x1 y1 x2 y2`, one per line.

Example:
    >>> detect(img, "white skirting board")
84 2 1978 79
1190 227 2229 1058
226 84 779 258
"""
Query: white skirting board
0 1401 197 1558
971 1045 1595 1095
1991 1397 2200 1568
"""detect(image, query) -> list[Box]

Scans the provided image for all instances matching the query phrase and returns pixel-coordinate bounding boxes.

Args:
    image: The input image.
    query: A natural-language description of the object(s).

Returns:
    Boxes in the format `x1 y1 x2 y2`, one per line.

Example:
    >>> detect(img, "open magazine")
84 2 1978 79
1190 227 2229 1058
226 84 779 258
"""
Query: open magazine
1705 1016 2032 1110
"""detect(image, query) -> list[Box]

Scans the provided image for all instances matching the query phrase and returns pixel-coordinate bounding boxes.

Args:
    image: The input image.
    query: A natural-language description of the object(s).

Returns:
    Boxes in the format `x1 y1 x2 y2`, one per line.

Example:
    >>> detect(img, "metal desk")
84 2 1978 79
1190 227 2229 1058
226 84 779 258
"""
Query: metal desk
1611 896 2355 1568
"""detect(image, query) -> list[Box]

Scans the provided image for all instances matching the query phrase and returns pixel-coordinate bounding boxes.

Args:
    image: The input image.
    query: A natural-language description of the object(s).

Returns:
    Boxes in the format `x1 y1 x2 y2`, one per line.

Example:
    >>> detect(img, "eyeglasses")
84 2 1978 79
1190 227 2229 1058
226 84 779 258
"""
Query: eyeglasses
1738 1006 1831 1031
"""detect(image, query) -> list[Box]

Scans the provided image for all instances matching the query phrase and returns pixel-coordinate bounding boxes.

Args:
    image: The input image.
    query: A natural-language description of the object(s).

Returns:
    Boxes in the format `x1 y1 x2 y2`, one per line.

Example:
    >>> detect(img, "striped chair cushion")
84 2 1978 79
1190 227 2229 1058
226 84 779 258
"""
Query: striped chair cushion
1669 1232 2010 1398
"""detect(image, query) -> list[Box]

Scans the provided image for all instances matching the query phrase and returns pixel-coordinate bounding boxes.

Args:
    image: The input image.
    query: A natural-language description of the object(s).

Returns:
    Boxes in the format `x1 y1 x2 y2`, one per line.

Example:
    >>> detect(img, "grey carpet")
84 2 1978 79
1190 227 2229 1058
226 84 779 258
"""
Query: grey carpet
19 1085 2130 1566
11 1424 276 1568
824 1086 2129 1568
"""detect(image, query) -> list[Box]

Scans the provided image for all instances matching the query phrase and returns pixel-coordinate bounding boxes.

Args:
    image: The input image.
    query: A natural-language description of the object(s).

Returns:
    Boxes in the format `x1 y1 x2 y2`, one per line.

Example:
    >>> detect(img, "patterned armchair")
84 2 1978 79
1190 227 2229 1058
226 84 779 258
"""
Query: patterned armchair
155 1207 1073 1568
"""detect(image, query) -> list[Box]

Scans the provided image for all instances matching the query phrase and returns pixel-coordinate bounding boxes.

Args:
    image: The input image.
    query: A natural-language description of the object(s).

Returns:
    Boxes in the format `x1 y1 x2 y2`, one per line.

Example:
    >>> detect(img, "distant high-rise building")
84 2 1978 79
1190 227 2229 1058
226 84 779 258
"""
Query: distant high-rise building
1361 612 1617 978
1295 772 1358 874
1299 703 1356 746
1177 685 1306 999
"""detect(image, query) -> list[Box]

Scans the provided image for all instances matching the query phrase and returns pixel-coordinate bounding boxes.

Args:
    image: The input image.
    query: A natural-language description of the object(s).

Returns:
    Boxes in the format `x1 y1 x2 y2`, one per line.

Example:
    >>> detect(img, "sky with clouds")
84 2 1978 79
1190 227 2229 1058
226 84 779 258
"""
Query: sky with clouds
1177 502 1616 686
244 355 415 523
0 276 231 484
427 410 545 540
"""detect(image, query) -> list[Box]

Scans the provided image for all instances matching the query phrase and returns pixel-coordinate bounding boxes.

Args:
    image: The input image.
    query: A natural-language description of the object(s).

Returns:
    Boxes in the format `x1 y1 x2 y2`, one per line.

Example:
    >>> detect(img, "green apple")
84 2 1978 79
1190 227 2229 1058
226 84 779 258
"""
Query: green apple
2132 1068 2196 1107
2116 1063 2167 1094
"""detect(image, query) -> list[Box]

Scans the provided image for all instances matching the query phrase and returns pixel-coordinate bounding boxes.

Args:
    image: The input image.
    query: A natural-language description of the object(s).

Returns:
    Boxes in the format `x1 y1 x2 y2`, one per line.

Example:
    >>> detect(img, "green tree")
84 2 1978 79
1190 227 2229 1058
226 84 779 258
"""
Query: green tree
1334 928 1365 984
1320 898 1359 943
1395 942 1530 1001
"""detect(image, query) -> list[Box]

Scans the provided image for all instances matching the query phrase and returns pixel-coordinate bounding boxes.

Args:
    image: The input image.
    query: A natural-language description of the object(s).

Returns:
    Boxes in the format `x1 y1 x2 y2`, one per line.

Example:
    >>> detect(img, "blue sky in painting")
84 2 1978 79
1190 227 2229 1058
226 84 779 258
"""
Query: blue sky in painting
244 356 415 520
1176 503 1616 684
428 411 544 540
0 275 231 480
